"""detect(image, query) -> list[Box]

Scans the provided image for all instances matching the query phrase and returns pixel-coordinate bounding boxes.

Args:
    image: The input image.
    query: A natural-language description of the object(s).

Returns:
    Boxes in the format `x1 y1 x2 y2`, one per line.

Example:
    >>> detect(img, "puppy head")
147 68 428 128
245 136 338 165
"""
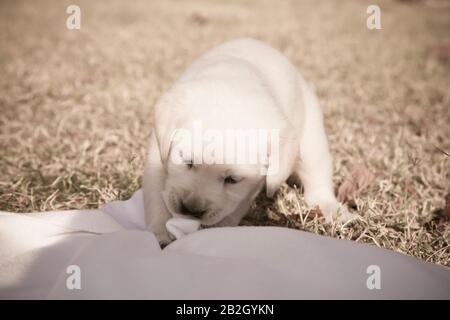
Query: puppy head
157 123 297 225
157 125 266 225
153 81 298 224
162 154 264 226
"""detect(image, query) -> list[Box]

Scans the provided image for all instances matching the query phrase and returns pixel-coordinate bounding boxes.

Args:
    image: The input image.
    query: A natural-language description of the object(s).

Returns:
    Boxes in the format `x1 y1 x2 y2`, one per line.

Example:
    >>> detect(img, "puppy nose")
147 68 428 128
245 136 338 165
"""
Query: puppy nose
179 200 206 218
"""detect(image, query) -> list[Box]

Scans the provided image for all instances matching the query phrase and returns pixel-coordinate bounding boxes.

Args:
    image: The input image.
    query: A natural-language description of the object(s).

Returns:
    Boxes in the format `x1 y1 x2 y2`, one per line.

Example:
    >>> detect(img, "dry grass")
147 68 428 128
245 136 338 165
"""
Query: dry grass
0 0 449 266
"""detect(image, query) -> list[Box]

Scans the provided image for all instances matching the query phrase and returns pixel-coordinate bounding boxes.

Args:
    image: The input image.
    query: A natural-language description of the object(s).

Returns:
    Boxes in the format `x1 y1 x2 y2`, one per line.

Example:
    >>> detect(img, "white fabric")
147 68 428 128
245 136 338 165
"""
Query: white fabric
0 189 449 299
98 189 202 239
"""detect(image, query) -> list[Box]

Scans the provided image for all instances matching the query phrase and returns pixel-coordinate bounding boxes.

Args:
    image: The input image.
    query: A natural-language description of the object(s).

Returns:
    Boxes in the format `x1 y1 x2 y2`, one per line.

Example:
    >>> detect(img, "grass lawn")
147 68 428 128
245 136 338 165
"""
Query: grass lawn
0 0 449 266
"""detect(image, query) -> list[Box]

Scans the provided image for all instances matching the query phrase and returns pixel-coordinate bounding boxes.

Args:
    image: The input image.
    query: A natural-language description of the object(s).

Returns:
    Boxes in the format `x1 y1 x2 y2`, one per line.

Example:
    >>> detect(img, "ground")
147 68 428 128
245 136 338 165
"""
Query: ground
0 0 449 266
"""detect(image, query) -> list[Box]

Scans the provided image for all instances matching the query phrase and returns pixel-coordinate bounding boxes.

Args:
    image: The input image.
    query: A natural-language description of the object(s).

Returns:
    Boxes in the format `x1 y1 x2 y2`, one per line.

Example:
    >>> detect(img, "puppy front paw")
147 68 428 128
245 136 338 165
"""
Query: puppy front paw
319 201 358 224
150 227 175 247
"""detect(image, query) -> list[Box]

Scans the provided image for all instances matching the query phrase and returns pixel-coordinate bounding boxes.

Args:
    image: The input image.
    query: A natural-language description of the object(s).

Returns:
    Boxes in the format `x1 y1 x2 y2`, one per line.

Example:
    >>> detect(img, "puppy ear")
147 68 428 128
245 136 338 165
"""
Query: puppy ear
153 91 184 163
265 129 298 198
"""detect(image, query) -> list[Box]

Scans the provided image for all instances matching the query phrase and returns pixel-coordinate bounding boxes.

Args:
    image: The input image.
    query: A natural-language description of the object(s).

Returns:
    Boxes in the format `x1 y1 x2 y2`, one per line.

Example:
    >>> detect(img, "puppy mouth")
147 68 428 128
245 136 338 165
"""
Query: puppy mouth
178 201 207 218
161 190 209 220
161 190 229 225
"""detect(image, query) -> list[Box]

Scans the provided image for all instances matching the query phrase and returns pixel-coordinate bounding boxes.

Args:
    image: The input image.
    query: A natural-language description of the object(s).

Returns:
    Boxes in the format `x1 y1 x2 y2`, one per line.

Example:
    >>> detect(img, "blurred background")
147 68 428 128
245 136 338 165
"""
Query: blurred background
0 0 449 265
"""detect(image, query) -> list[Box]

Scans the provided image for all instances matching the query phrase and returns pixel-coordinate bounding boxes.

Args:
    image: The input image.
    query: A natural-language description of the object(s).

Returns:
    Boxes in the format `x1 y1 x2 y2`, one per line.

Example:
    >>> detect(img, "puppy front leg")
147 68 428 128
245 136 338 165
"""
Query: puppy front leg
296 82 354 223
143 132 173 244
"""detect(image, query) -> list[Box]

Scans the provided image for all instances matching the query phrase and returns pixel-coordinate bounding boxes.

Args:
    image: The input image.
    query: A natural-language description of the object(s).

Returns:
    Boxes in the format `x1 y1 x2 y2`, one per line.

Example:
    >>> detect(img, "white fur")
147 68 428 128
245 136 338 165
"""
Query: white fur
143 38 354 243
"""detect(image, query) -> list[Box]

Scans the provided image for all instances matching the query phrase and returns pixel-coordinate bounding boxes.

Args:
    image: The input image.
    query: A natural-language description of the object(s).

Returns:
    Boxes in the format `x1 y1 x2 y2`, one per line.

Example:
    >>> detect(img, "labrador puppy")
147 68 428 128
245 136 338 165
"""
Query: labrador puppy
143 38 354 243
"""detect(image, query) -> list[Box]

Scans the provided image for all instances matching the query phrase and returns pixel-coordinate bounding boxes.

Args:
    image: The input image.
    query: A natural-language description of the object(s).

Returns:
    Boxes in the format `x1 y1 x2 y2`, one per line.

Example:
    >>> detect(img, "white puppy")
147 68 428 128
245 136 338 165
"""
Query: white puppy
143 38 353 244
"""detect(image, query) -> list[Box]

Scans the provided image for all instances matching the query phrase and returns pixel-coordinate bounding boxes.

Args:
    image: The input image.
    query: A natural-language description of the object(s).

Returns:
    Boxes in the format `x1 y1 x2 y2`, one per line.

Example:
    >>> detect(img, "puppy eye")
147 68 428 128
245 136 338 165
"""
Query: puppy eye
184 160 194 169
224 176 240 184
179 151 193 169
